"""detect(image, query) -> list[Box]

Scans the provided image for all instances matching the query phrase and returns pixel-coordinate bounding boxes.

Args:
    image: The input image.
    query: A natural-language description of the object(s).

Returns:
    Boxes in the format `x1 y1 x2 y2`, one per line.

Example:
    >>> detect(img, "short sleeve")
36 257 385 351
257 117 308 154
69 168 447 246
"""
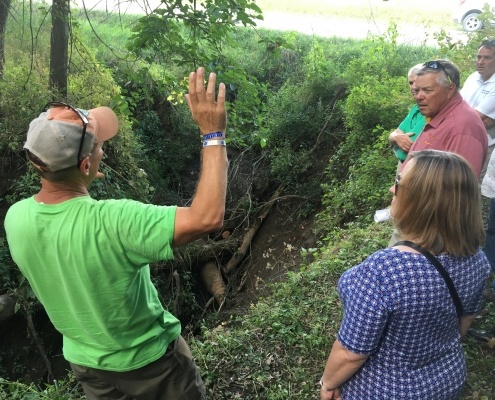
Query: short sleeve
337 253 391 354
104 200 177 265
449 250 492 315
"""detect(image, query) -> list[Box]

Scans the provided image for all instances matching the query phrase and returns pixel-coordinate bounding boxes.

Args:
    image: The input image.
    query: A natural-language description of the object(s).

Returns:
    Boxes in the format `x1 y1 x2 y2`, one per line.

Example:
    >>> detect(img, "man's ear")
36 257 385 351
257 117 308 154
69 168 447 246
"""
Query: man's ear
78 156 91 176
447 84 457 99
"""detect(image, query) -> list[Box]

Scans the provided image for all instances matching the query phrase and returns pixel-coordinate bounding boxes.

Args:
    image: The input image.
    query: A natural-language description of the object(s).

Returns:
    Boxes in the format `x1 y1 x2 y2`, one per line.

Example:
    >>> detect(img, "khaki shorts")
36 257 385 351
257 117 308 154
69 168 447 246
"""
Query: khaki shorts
70 336 205 400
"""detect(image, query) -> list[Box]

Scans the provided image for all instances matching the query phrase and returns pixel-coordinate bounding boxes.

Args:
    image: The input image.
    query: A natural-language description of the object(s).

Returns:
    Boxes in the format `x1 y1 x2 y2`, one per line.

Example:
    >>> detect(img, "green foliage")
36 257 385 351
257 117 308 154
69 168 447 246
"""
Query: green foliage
264 75 345 201
214 64 269 148
320 128 396 229
0 238 18 290
0 66 51 153
126 0 262 65
343 22 434 86
72 9 136 64
123 0 274 149
2 170 40 205
230 29 306 92
302 38 353 81
316 74 410 230
0 375 84 399
343 75 410 133
462 299 495 400
1 3 153 202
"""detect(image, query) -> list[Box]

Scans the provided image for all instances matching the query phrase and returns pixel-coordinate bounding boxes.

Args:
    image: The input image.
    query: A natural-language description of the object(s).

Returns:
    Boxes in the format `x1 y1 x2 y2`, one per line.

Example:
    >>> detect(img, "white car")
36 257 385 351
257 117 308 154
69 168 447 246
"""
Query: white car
452 0 495 31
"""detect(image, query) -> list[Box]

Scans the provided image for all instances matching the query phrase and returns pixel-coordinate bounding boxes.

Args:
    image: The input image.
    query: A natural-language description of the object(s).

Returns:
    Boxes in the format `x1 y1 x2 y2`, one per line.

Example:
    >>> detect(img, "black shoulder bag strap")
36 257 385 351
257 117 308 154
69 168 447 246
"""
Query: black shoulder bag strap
395 240 463 318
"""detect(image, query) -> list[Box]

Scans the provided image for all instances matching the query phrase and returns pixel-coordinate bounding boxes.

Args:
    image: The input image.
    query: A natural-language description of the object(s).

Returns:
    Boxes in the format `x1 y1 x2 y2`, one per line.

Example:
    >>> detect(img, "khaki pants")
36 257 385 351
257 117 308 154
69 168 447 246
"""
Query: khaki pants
70 336 205 400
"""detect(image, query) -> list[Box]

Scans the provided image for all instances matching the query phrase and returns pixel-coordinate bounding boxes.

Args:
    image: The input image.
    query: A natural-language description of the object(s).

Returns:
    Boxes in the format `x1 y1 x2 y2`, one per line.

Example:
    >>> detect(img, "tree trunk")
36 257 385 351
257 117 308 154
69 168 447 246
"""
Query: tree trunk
49 0 69 97
0 0 11 79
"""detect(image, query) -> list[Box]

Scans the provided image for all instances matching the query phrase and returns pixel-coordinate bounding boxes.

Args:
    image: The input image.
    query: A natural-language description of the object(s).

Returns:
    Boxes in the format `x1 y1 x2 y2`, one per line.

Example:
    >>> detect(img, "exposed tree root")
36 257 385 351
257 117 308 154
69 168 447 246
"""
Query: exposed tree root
222 183 286 275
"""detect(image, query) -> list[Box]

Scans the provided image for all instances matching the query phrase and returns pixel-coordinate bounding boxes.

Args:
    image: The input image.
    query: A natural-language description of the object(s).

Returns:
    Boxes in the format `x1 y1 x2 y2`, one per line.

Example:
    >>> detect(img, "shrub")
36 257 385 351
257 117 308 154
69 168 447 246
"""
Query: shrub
265 77 346 191
319 128 396 230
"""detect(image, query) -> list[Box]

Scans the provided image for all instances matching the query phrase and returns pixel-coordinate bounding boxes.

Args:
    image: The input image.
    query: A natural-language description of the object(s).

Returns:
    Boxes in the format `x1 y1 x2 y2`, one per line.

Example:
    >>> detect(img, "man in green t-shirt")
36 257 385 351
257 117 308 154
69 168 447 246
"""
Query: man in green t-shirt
388 63 427 172
4 67 227 400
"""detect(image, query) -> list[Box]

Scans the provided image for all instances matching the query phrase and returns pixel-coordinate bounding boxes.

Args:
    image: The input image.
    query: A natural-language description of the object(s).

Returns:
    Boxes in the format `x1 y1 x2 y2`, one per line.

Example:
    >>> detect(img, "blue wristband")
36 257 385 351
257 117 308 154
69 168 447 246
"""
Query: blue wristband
203 131 225 141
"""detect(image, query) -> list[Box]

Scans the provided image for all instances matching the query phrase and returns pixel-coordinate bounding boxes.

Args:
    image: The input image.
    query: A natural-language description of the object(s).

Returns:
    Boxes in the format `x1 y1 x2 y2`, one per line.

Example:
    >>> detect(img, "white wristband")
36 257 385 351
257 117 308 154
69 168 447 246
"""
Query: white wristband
203 140 226 147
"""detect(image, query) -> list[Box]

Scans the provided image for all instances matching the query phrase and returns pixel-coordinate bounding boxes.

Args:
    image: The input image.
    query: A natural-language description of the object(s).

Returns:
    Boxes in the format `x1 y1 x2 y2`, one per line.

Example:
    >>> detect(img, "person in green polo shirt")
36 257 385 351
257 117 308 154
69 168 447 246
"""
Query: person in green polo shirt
388 63 427 172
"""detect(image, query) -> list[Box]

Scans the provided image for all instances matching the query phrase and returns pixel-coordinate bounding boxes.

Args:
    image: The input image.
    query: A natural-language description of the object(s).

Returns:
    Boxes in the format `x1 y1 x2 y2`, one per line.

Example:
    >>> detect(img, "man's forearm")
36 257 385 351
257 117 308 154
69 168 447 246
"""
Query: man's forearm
388 129 401 144
173 144 228 247
191 145 228 228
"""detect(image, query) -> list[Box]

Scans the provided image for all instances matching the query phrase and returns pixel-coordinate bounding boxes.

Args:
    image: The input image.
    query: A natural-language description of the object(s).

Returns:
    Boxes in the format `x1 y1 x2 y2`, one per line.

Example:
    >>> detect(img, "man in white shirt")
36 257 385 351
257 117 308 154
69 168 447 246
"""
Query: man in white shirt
461 39 495 177
462 40 495 342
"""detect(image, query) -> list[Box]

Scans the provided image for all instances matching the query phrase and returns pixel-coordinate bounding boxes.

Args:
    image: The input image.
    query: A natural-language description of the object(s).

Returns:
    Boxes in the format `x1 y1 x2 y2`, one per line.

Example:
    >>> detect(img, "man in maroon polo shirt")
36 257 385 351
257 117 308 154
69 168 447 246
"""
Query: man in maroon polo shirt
404 59 487 176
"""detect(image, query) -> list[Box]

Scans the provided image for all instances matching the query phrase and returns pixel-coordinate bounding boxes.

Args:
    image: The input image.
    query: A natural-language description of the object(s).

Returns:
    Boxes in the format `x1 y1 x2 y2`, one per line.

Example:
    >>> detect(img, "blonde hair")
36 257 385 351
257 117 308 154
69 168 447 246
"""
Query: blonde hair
394 150 484 256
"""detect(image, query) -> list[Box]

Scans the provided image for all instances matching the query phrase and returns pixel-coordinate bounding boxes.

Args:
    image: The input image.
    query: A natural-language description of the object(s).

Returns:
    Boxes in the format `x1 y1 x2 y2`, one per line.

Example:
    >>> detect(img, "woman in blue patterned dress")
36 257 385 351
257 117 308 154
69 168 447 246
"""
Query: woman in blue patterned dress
319 150 491 400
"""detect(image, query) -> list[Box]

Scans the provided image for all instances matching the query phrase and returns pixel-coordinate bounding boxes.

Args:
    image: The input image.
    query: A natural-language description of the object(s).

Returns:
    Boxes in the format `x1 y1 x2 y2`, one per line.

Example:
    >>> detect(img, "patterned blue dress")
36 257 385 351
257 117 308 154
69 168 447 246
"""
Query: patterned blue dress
337 247 491 400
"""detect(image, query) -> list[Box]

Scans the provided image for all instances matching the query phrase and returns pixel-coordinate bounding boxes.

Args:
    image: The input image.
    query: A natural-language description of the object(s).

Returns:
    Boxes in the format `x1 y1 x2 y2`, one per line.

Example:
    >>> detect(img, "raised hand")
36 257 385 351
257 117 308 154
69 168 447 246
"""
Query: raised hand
185 67 227 135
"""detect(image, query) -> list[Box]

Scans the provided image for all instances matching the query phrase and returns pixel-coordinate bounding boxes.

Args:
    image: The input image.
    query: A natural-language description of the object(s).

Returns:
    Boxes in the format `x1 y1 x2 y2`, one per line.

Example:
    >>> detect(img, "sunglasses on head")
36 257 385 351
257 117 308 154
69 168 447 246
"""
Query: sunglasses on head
43 101 89 167
423 60 452 83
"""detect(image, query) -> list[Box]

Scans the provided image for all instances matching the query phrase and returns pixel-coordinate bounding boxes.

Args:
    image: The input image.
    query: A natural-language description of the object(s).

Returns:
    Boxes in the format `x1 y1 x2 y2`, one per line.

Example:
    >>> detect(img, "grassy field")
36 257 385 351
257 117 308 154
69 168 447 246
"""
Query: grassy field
255 0 455 28
80 0 456 30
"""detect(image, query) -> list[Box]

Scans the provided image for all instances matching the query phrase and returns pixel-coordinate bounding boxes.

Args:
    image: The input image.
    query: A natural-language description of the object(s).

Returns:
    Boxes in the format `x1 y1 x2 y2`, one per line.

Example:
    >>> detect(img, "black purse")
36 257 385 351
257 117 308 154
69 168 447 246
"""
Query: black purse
395 240 464 318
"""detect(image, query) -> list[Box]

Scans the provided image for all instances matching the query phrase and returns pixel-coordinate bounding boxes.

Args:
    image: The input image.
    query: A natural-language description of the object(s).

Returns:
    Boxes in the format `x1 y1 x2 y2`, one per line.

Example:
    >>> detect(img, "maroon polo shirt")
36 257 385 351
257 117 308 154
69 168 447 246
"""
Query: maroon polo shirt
404 92 488 178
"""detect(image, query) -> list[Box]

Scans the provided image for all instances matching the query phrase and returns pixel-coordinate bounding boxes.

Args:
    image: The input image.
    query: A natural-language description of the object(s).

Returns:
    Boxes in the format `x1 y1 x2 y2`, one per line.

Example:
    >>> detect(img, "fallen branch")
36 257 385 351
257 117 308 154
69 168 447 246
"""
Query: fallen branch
222 183 286 274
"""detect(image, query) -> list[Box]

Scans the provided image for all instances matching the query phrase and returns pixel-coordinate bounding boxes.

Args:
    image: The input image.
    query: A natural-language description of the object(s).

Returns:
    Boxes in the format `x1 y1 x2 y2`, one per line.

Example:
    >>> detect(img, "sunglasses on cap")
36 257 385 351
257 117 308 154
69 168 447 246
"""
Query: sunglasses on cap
43 101 89 167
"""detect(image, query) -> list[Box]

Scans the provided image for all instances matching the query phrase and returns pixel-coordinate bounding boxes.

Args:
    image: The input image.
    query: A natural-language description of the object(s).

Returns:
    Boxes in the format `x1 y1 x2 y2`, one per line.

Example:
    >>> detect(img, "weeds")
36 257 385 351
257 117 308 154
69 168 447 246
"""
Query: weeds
0 374 84 400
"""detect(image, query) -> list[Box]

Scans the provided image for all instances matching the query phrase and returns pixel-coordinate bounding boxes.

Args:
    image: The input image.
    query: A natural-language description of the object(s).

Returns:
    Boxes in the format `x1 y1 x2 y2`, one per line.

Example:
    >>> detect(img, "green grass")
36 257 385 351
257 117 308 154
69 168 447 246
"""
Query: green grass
0 375 84 399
